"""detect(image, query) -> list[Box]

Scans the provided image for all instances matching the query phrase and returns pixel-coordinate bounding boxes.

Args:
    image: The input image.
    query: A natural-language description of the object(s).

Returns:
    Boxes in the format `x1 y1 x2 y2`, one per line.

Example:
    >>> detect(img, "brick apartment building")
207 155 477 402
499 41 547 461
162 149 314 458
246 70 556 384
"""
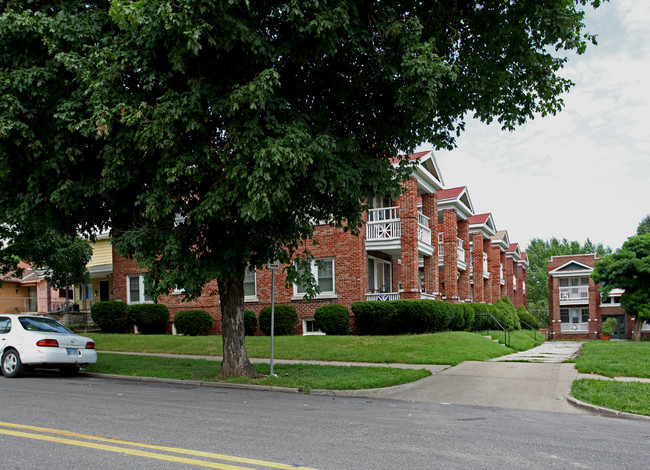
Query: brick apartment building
547 253 649 340
110 150 530 335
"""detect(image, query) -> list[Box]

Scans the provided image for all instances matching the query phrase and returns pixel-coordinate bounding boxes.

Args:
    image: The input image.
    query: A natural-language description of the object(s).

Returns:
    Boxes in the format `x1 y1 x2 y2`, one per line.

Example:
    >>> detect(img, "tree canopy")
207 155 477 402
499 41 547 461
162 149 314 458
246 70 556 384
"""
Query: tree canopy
637 215 650 236
1 1 605 376
592 234 650 341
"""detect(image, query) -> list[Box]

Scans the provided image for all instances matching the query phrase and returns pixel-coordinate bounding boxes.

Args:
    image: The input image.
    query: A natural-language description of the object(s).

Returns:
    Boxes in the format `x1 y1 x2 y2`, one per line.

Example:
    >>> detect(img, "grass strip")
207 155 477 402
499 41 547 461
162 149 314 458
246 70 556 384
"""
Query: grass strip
571 379 650 417
573 341 650 378
88 331 514 366
477 329 545 351
84 353 431 392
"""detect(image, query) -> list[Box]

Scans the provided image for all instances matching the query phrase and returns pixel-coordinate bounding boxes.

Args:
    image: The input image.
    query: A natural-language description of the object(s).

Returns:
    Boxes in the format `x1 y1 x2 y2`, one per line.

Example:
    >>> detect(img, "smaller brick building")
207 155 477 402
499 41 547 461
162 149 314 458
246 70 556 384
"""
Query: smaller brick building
548 254 638 340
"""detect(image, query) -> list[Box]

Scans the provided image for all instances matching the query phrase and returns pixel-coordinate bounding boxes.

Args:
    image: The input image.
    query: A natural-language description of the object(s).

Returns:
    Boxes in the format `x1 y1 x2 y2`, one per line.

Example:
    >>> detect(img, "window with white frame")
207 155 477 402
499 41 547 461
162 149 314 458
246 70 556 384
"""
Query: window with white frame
294 258 335 297
560 307 590 332
127 274 153 304
368 257 392 293
302 319 324 335
244 266 257 301
600 294 622 305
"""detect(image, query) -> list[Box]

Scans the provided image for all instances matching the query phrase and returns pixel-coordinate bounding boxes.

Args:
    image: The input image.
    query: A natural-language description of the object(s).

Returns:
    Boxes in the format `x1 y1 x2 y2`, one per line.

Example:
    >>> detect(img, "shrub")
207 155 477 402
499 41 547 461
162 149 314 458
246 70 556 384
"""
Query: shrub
351 300 454 335
494 298 520 330
126 303 170 334
244 310 258 336
601 317 617 337
90 300 129 333
471 303 497 330
314 305 349 335
174 310 213 336
258 305 298 336
516 305 539 330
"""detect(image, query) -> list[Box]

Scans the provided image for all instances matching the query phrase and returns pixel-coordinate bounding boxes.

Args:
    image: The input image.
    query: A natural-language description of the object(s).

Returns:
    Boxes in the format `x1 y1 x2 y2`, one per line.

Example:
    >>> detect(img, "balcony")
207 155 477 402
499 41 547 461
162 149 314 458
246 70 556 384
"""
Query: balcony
366 207 433 256
366 292 401 301
559 286 589 304
561 322 589 333
438 237 466 271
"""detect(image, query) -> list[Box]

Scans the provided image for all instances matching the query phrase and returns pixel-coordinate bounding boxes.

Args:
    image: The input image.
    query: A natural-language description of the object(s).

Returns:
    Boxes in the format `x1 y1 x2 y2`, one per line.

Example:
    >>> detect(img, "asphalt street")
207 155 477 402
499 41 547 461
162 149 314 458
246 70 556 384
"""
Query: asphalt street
2 374 650 470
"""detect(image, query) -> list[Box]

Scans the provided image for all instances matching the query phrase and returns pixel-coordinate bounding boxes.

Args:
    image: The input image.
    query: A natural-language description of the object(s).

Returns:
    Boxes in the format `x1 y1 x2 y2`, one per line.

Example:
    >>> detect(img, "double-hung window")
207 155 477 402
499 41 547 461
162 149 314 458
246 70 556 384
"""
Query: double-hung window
294 258 335 298
244 266 257 301
127 274 153 304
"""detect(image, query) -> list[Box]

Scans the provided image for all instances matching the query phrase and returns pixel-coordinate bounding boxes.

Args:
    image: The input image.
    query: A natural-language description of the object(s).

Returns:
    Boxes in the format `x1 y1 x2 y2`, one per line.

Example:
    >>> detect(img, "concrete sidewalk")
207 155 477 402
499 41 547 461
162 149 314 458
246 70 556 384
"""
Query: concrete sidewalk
99 342 650 418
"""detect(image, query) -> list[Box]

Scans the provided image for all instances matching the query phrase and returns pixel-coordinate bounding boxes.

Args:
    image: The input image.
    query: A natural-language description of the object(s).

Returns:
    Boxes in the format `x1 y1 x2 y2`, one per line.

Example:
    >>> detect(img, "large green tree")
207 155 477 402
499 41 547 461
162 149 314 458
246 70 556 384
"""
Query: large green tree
637 215 650 236
592 234 650 342
1 1 604 377
525 237 610 326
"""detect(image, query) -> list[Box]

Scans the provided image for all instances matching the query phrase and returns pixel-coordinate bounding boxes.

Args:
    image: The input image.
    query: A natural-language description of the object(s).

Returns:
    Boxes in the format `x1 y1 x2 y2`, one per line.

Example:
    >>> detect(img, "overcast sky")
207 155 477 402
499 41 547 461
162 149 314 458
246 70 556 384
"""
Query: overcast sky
421 0 649 252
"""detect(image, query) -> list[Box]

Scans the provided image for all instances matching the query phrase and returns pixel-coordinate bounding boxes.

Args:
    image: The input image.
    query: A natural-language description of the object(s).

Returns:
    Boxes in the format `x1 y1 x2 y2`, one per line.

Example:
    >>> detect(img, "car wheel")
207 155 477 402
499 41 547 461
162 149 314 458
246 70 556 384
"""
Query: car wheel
1 349 24 378
59 366 80 377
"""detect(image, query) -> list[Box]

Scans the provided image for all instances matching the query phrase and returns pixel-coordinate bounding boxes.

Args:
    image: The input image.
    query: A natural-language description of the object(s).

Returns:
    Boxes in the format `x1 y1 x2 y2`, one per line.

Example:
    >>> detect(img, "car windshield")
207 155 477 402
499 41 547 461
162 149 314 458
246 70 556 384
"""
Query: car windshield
19 317 73 334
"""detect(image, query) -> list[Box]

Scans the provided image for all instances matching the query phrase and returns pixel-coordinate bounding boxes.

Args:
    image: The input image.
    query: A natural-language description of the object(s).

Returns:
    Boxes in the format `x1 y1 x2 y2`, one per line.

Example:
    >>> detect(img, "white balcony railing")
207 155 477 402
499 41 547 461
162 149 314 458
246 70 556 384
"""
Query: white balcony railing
366 292 401 301
456 238 465 264
418 212 431 245
559 286 589 303
561 322 589 333
366 207 401 240
367 207 432 247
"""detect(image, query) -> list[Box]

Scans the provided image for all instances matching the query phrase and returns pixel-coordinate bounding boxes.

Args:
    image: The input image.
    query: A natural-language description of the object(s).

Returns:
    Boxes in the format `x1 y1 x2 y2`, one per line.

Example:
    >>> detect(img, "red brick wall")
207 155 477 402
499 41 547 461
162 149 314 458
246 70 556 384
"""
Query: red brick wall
457 220 470 302
441 209 458 302
471 233 484 303
400 177 420 299
422 192 439 296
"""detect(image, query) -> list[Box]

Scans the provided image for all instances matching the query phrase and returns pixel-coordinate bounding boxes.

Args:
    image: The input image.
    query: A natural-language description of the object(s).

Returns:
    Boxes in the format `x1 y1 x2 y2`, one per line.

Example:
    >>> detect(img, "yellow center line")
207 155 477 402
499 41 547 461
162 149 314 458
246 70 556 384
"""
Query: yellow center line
0 421 318 470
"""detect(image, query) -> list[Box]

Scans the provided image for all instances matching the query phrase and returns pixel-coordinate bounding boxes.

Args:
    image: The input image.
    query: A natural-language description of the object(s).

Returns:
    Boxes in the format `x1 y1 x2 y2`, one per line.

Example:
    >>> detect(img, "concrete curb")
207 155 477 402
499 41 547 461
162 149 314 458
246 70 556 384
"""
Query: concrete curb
567 396 650 421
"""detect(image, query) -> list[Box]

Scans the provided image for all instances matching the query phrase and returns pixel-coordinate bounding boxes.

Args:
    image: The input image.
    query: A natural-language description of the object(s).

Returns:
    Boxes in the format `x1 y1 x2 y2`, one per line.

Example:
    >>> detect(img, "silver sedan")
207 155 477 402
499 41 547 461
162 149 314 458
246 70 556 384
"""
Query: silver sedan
0 314 97 378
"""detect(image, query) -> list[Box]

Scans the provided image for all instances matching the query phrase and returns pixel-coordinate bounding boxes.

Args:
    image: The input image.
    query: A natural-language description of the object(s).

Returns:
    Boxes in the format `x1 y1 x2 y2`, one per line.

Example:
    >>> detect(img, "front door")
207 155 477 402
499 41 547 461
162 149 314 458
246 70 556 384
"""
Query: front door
602 315 626 339
99 281 110 302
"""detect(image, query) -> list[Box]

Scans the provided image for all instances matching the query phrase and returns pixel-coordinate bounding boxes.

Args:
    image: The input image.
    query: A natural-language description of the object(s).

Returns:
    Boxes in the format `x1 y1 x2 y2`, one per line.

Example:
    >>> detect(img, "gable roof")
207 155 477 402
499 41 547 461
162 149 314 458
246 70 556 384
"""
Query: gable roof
506 243 521 260
549 259 594 276
391 150 444 194
468 213 497 238
436 186 474 220
518 251 530 267
491 230 510 251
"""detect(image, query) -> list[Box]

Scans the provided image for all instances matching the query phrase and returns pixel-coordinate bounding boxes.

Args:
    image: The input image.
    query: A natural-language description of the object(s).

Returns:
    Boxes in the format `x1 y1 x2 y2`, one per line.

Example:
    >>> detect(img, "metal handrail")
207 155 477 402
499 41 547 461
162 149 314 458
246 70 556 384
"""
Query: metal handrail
474 313 510 348
518 320 539 342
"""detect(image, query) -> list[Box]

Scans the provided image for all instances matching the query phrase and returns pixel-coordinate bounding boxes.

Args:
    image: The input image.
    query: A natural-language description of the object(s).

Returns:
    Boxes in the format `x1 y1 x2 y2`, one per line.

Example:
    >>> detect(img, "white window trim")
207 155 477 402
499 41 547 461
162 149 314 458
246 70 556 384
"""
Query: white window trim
368 255 393 293
292 258 337 300
127 274 154 304
244 266 258 303
302 319 325 336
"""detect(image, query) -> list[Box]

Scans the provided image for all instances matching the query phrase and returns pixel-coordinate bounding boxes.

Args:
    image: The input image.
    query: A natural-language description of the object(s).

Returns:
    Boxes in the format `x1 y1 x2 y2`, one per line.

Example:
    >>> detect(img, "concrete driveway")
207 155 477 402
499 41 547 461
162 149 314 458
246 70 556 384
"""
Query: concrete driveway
341 342 587 414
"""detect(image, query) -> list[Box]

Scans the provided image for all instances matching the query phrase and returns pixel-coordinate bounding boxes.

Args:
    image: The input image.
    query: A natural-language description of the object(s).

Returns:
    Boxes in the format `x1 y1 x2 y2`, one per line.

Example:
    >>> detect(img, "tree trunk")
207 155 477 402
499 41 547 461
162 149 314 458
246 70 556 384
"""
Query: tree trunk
632 315 643 342
216 275 261 378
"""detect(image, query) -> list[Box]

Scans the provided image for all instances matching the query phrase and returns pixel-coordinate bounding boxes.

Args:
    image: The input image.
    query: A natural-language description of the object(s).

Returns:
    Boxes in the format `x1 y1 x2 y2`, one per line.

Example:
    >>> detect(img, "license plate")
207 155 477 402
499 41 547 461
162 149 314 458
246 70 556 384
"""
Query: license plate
67 349 80 356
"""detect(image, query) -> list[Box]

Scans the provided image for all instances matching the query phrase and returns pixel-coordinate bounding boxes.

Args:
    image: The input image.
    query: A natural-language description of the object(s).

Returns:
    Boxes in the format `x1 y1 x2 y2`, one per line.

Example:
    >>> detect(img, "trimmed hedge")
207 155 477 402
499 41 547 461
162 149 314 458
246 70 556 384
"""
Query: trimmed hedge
516 305 539 330
314 305 349 335
258 305 298 336
244 310 258 336
90 300 129 333
351 299 466 335
126 303 170 334
174 310 213 336
471 302 498 330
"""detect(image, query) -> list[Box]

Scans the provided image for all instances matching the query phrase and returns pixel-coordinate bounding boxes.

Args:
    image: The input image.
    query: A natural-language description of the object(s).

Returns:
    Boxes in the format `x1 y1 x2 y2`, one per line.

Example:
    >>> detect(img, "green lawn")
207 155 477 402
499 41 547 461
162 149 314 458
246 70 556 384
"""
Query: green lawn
479 329 545 351
571 341 650 417
571 379 650 417
88 331 515 366
84 331 517 392
84 353 431 392
573 341 650 378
